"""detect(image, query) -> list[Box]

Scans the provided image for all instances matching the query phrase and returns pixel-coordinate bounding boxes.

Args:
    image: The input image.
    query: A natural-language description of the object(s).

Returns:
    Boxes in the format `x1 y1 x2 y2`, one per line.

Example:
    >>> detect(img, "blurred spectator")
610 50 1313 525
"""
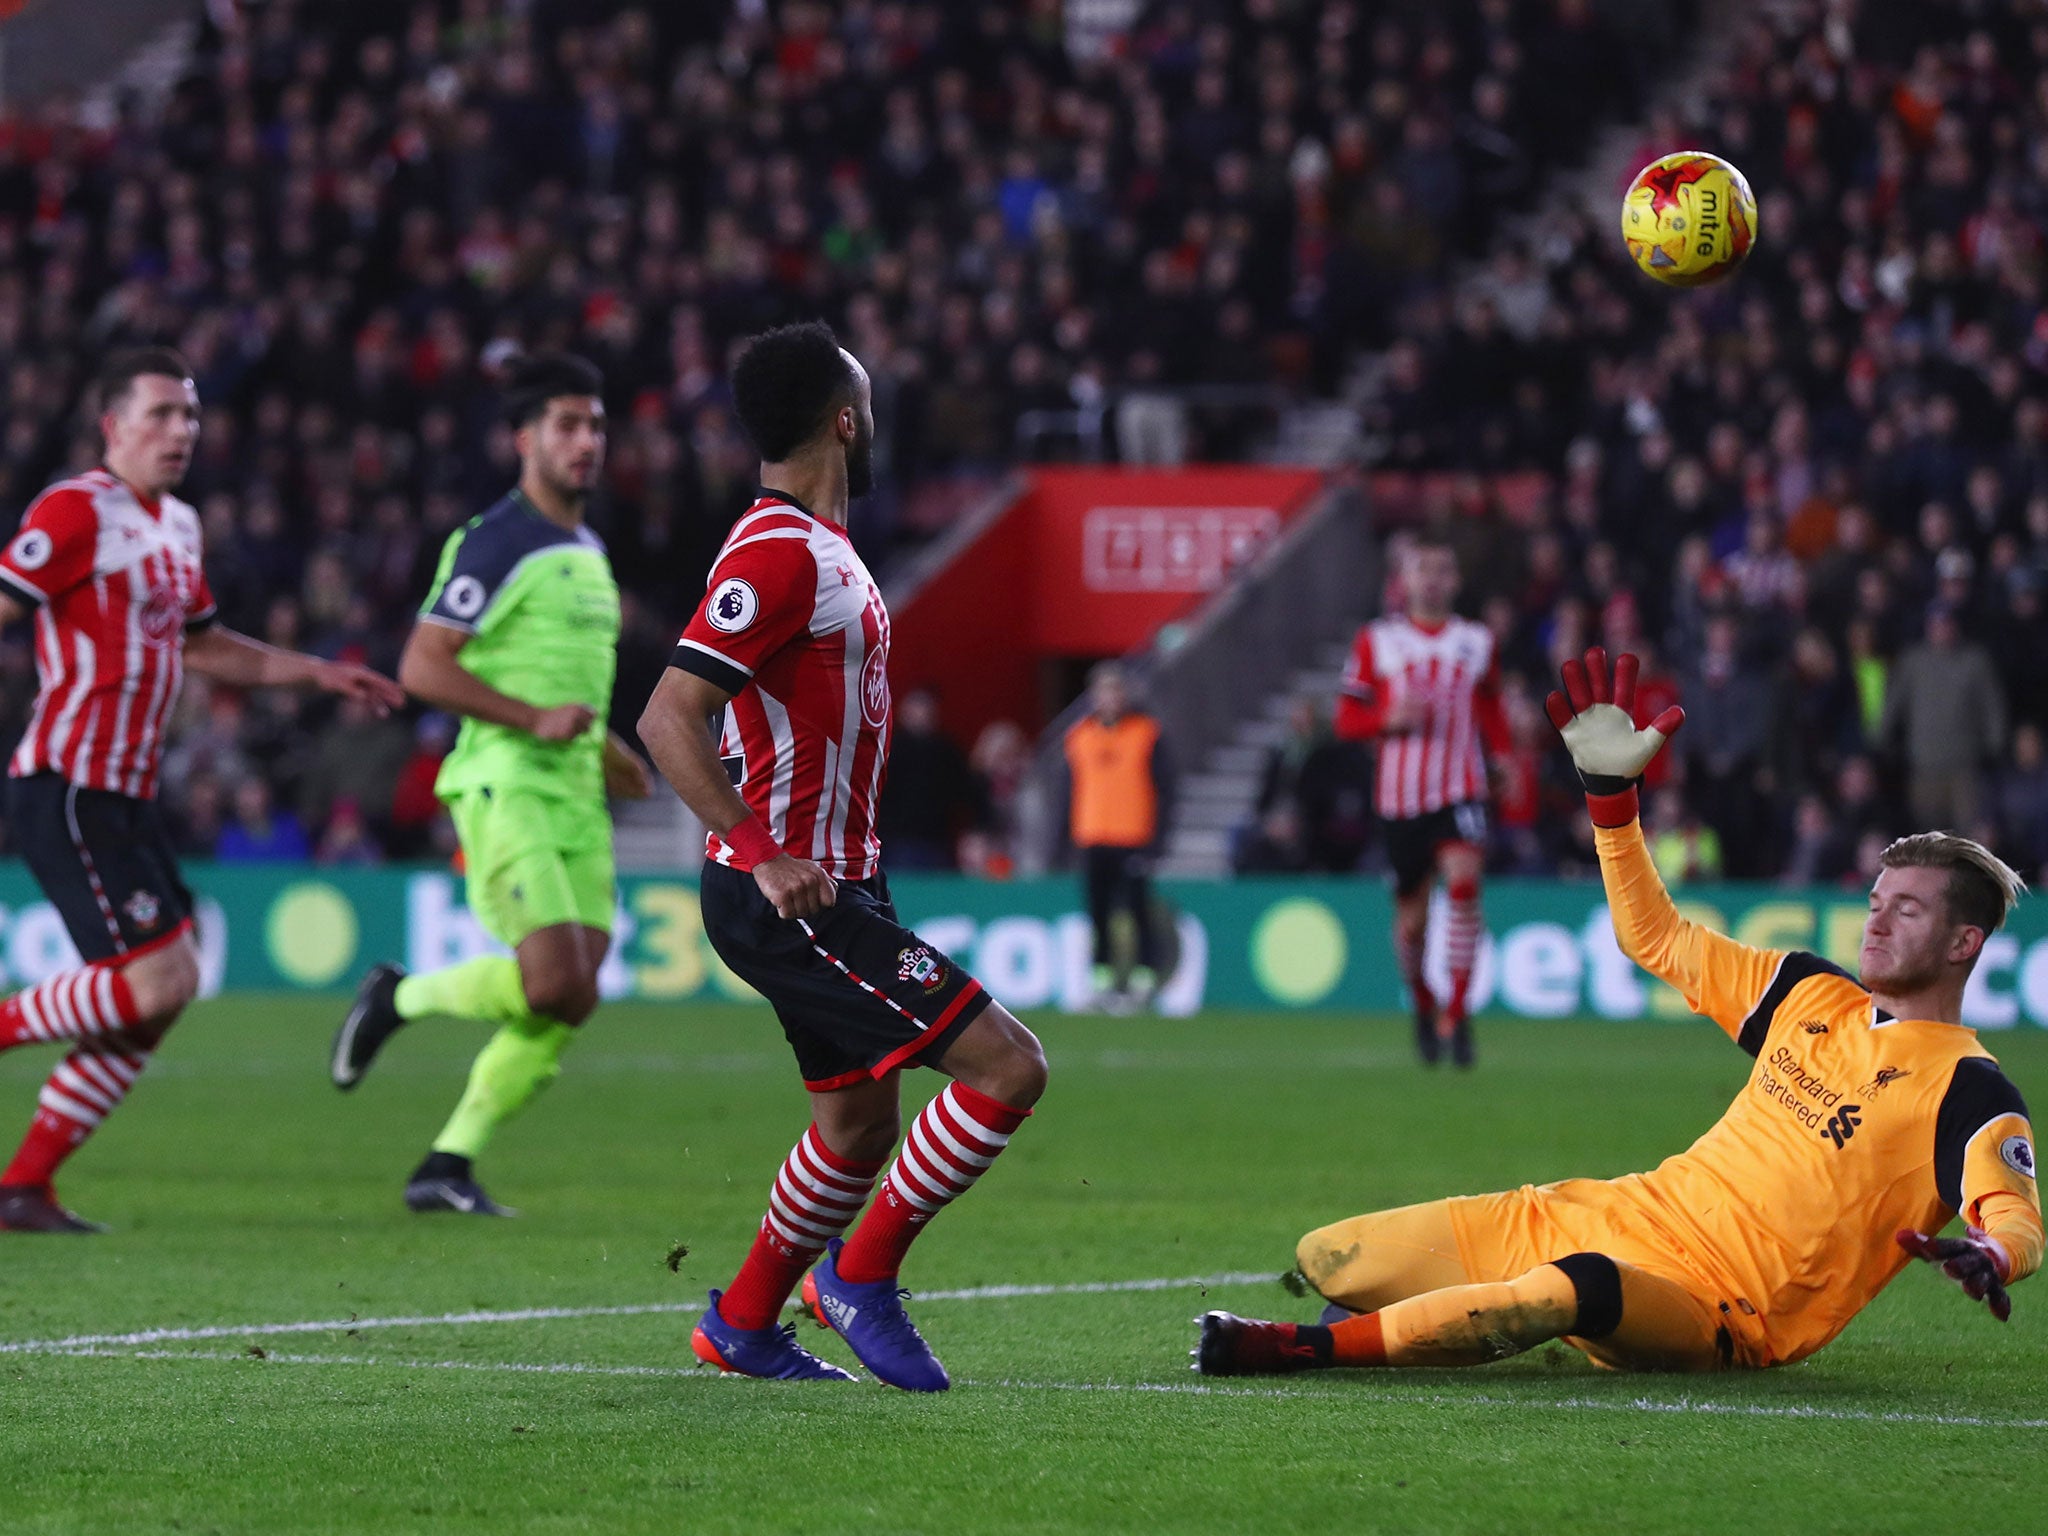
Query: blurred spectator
877 688 975 871
1881 604 2008 830
1647 786 1723 886
1767 630 1863 802
216 778 312 863
170 772 228 859
1238 698 1370 874
1676 615 1770 874
387 714 457 859
1234 804 1311 875
299 696 414 847
1780 794 1842 888
1491 681 1566 874
1996 722 2048 880
315 798 381 866
962 720 1030 879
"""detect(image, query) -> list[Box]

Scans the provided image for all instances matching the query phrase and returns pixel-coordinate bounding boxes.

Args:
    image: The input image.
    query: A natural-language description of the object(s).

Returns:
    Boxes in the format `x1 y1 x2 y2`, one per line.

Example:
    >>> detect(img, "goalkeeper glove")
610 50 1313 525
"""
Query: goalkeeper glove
1896 1226 2013 1322
1543 646 1686 828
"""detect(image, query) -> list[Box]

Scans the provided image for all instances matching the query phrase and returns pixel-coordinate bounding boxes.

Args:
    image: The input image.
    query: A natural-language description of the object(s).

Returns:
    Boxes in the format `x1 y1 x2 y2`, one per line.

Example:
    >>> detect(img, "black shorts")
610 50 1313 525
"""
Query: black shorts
1384 802 1488 897
9 772 194 962
699 860 991 1091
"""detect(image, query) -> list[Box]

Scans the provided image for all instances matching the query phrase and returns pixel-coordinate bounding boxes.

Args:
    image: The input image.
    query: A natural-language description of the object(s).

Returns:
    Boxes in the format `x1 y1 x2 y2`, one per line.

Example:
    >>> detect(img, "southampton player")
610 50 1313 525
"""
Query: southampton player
0 349 403 1232
1336 532 1507 1067
639 322 1047 1390
329 353 652 1216
1197 647 2040 1376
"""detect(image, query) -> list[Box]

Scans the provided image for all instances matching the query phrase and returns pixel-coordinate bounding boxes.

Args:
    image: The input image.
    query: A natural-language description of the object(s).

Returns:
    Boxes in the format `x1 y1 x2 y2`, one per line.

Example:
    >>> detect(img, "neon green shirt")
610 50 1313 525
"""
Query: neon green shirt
419 490 620 803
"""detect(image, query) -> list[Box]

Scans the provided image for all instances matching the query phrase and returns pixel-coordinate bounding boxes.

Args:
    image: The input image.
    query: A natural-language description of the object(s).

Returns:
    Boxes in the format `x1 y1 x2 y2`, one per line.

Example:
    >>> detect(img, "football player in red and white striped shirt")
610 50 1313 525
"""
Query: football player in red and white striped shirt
640 323 1047 1390
1337 532 1509 1069
0 349 403 1232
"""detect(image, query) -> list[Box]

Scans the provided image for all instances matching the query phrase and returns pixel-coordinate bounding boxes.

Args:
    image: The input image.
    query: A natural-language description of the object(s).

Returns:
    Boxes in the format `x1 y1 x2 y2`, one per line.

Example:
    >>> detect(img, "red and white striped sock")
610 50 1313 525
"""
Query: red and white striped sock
717 1124 882 1330
0 1044 150 1189
1394 925 1432 1012
836 1082 1031 1284
0 965 141 1050
1444 878 1483 1020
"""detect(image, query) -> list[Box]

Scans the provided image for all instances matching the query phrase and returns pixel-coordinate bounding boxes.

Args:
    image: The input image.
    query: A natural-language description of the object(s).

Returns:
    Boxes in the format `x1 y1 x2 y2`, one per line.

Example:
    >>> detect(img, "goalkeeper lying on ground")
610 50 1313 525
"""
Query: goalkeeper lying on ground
1197 646 2042 1375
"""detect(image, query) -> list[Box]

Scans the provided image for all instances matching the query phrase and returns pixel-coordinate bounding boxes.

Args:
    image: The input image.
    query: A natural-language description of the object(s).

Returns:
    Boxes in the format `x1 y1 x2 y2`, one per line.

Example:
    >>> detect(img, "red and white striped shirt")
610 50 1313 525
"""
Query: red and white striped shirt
1335 614 1508 819
0 469 217 800
673 493 891 879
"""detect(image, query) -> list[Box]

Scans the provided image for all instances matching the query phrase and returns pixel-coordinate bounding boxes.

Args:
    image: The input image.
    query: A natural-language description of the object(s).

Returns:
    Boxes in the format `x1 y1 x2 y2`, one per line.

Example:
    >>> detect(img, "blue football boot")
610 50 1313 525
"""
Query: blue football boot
802 1239 950 1392
691 1289 858 1382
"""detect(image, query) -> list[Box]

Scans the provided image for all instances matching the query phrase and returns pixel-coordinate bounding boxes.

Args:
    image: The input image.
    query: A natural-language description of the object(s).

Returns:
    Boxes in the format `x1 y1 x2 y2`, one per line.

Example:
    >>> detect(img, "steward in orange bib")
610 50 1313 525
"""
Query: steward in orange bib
1195 647 2040 1377
1064 663 1173 1011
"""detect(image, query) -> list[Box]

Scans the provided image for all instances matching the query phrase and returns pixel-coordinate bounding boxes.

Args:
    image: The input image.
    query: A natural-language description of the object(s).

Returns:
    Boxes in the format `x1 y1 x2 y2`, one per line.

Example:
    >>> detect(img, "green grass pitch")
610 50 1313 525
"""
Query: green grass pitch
1 997 2043 1535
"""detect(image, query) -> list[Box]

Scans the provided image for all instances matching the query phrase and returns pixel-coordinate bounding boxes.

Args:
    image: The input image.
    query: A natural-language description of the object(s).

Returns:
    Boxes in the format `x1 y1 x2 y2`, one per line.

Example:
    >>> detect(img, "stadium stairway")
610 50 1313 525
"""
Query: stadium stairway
0 0 193 115
1159 637 1356 878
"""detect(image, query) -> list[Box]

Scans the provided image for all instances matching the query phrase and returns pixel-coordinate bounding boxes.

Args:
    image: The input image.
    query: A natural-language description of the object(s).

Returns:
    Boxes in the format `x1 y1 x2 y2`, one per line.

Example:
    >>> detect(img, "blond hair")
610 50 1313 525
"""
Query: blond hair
1879 833 2028 933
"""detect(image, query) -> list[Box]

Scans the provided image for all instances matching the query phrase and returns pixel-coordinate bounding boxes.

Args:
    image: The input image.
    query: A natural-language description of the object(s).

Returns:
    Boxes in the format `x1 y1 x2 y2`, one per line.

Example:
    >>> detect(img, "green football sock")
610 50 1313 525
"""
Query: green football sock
394 956 527 1024
430 1018 576 1160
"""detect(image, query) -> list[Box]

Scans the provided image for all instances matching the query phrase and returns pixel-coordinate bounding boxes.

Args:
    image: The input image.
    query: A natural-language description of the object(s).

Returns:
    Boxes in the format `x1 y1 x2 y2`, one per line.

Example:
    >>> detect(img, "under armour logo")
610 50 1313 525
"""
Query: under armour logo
837 566 855 587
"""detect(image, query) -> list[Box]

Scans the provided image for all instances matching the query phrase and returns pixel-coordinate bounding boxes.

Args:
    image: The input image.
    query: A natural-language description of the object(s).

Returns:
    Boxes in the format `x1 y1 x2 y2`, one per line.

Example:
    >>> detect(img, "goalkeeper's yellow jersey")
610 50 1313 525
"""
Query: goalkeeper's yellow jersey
1588 822 2041 1366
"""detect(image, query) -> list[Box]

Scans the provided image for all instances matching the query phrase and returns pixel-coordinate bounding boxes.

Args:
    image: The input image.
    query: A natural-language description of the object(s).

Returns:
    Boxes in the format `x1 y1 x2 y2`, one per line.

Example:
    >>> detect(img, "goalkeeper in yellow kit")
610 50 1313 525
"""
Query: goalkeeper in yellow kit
1198 647 2042 1375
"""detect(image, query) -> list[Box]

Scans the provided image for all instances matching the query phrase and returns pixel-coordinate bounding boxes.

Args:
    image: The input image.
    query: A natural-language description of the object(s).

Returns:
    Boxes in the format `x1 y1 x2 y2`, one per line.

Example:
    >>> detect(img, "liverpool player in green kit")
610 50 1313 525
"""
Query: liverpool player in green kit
330 353 652 1215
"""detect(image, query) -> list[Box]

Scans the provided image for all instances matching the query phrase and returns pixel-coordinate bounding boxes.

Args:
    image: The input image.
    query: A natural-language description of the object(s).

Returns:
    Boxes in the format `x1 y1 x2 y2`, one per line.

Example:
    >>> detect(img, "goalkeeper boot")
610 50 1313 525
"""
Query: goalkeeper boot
332 963 408 1090
0 1183 106 1233
691 1290 858 1381
1193 1311 1332 1376
802 1238 950 1392
404 1151 517 1217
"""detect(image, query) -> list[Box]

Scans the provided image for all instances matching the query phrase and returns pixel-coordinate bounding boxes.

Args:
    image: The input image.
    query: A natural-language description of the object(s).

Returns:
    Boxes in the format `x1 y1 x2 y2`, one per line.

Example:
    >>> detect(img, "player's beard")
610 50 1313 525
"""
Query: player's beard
542 456 596 511
846 416 875 499
1859 943 1943 996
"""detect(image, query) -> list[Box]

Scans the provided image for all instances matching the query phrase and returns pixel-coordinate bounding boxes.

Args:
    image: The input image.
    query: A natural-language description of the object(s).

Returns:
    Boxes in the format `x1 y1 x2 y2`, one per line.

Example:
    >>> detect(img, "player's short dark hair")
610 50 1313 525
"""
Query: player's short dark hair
730 322 856 461
95 348 193 416
502 351 605 428
1409 527 1457 557
1880 833 2026 935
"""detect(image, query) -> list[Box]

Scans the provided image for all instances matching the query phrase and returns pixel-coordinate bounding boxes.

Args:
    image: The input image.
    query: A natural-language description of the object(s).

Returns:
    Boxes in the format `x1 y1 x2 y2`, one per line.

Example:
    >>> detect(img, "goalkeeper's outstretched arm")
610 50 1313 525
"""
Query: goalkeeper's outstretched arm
1549 647 1792 1044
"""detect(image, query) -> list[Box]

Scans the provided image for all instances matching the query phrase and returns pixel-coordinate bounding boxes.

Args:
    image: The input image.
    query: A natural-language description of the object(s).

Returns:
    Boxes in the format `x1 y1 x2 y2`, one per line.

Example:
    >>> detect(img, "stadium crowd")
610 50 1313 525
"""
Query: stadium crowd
0 0 2043 890
1249 0 2048 889
0 0 1674 862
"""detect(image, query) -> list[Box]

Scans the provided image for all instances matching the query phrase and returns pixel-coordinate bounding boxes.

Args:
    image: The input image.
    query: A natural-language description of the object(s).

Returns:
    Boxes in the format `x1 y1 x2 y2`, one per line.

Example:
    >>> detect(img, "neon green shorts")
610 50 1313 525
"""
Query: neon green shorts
446 787 616 947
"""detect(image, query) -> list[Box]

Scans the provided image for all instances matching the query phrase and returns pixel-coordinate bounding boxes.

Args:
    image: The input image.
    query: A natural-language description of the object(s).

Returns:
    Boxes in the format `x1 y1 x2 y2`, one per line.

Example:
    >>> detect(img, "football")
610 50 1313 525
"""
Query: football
1621 150 1758 287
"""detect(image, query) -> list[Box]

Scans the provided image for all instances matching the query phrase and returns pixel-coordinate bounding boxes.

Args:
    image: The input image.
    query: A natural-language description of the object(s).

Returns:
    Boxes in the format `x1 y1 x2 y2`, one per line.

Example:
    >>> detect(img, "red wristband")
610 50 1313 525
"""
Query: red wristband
1585 785 1641 829
723 813 783 869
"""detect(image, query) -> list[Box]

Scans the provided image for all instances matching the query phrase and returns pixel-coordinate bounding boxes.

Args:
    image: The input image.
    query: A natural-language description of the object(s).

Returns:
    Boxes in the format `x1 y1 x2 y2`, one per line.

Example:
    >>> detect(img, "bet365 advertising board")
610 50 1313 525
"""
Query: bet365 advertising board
2 867 2044 1028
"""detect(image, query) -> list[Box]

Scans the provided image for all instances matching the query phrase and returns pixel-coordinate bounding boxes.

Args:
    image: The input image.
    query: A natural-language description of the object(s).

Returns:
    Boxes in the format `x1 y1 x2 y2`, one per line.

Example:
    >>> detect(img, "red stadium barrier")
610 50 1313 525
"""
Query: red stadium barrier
891 467 1325 745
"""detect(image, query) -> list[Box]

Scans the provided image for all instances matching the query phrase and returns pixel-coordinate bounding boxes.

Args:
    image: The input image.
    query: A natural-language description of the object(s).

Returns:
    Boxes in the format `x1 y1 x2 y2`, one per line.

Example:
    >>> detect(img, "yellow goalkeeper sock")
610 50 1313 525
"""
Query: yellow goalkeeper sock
1331 1264 1580 1367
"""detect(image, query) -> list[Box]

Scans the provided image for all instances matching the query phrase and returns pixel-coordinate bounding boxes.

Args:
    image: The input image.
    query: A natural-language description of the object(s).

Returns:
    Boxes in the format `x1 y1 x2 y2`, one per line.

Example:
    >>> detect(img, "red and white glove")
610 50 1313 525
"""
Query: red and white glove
1896 1226 2014 1322
1543 647 1686 828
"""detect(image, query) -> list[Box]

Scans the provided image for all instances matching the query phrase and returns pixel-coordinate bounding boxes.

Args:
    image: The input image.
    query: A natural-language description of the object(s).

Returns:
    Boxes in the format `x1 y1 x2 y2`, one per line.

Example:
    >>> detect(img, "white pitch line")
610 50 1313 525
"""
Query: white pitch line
40 1346 2048 1431
0 1271 1276 1357
977 1378 2048 1429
